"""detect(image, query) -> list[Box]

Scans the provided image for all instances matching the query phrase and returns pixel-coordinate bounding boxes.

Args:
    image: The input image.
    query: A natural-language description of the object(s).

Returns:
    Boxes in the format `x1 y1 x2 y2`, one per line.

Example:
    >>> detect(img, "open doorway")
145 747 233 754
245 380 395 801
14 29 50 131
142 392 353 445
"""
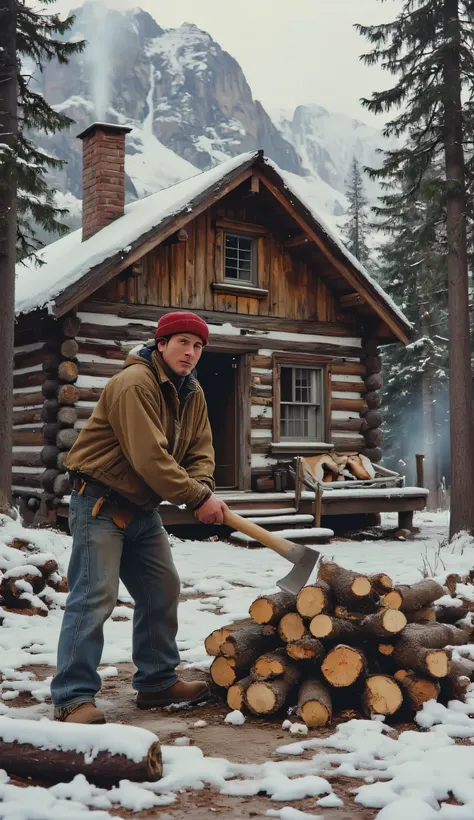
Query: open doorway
197 352 239 489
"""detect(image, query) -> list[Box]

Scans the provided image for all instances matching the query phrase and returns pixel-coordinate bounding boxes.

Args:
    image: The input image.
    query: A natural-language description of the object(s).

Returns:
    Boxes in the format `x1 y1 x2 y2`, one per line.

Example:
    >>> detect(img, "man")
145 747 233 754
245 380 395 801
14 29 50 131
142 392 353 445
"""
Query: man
51 311 228 724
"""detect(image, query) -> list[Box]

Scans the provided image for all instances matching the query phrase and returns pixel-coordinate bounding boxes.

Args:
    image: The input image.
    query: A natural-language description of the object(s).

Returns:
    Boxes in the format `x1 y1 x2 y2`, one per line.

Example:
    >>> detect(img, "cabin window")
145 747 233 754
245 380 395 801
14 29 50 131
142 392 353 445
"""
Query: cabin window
279 365 324 440
224 233 256 284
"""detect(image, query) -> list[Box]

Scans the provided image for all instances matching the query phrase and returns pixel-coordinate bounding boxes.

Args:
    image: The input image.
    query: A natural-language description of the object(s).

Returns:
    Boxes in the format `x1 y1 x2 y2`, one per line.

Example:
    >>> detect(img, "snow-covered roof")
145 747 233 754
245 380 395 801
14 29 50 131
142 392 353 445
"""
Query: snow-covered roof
15 150 411 339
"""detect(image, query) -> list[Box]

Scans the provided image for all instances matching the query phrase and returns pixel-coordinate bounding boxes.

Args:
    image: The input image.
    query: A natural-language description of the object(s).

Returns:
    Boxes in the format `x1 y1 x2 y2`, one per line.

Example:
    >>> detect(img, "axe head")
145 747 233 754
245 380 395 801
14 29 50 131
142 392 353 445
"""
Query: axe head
276 546 321 595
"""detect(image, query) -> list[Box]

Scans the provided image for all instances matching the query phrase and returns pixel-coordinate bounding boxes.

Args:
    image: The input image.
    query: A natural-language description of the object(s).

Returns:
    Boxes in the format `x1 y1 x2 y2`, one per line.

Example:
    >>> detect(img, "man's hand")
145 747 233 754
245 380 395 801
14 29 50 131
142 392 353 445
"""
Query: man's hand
194 494 228 525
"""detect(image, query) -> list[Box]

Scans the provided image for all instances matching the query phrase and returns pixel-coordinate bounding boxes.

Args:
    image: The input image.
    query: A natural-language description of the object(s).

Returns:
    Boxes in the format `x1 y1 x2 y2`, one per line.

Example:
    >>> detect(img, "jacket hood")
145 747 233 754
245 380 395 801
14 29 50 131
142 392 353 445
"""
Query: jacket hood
123 343 155 371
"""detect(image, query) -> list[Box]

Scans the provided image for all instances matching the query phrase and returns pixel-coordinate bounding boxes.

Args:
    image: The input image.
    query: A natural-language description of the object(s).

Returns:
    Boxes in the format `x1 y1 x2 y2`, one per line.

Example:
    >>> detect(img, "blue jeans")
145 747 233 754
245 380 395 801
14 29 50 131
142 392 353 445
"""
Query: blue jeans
51 491 181 708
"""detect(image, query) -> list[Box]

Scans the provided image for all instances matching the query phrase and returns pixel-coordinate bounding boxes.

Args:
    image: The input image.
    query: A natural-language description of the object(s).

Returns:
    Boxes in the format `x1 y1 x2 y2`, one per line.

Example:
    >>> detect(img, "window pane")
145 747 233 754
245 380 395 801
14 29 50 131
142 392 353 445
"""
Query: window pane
280 365 323 440
225 234 253 282
281 367 292 402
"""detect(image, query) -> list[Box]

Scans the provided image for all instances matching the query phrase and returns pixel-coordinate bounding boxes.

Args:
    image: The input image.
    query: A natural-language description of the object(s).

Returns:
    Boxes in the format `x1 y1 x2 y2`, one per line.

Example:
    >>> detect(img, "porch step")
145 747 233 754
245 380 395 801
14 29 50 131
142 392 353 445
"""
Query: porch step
230 507 298 518
247 514 314 526
230 526 334 544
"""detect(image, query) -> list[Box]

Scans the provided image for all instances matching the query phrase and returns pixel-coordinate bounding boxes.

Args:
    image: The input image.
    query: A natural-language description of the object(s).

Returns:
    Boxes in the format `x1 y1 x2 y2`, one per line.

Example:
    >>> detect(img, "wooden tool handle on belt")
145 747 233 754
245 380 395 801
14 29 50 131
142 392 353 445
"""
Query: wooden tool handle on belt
224 510 303 564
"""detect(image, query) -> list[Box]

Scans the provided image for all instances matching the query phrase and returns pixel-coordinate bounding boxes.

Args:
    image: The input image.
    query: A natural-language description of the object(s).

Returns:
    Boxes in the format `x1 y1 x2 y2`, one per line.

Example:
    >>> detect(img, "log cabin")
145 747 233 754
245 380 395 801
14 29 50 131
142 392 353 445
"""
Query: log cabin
13 122 428 536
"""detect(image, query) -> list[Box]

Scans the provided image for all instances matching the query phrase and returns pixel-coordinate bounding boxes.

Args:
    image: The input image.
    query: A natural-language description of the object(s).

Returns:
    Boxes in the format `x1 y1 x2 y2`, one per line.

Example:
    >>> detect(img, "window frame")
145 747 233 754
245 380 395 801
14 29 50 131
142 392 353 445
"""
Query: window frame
272 352 332 445
223 231 258 286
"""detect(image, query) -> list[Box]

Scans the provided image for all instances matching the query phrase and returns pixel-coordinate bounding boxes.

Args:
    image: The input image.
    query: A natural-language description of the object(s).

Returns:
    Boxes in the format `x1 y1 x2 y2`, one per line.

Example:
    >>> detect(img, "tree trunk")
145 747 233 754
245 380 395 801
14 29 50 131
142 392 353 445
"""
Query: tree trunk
443 0 474 537
0 0 17 513
249 591 296 625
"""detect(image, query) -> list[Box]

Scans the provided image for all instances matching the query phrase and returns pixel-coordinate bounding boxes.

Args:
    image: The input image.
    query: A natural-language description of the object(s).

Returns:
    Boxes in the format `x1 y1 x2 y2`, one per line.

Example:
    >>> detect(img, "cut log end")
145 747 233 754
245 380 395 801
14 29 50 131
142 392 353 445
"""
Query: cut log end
227 676 252 711
210 656 237 688
296 582 330 618
246 681 277 714
250 598 275 625
205 627 230 657
321 645 365 687
426 651 450 679
383 590 403 610
363 675 403 716
352 577 371 597
300 701 330 728
278 612 306 642
309 613 332 639
369 573 393 595
379 643 395 656
382 609 407 634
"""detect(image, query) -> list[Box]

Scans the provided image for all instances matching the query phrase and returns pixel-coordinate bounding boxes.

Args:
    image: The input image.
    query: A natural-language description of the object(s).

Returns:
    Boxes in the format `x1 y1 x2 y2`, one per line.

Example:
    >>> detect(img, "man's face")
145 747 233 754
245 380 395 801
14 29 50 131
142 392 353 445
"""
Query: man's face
158 333 204 376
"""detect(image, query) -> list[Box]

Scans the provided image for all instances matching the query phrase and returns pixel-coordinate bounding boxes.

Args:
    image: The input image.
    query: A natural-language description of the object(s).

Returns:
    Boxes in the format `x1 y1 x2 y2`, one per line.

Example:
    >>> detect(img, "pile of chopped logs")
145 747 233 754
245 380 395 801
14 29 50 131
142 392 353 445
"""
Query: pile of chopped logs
0 537 67 616
206 562 474 727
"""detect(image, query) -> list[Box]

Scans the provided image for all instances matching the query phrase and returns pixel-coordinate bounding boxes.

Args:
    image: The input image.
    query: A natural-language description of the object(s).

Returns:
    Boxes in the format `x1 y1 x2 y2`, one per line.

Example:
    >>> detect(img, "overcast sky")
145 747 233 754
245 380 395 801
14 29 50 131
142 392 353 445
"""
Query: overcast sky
62 0 403 125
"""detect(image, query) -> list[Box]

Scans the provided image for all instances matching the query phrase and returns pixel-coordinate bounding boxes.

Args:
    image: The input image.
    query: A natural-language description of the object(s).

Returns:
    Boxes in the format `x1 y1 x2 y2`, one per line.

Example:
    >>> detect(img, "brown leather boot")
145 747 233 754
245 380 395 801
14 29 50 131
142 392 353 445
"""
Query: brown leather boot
54 702 106 724
136 679 210 709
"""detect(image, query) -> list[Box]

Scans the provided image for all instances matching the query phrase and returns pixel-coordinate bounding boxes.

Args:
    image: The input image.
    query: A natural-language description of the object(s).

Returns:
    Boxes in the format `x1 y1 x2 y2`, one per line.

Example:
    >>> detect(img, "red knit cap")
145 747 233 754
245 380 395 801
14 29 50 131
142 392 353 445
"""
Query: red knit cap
155 311 209 345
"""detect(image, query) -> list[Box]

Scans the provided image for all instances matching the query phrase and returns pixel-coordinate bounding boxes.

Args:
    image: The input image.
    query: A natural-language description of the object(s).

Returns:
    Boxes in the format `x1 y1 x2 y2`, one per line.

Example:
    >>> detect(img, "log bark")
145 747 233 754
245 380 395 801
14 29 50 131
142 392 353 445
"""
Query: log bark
439 658 474 702
361 410 383 430
361 609 407 638
436 599 472 624
364 391 382 409
249 591 296 625
12 408 43 426
364 428 383 448
321 645 366 687
361 447 382 463
310 614 361 644
13 431 43 447
41 380 59 399
12 452 42 468
368 573 393 595
210 656 249 688
407 607 437 624
318 561 372 607
402 622 473 647
394 669 440 710
245 664 301 715
227 676 252 711
13 390 44 408
364 355 382 375
296 581 333 618
53 473 71 498
383 579 445 612
361 675 403 717
391 637 451 678
43 423 59 443
0 737 162 785
0 572 46 604
205 618 257 657
220 622 280 664
365 373 383 391
278 612 307 642
40 469 60 493
286 637 325 661
43 353 61 373
251 648 292 680
297 679 332 727
41 446 60 469
42 399 59 422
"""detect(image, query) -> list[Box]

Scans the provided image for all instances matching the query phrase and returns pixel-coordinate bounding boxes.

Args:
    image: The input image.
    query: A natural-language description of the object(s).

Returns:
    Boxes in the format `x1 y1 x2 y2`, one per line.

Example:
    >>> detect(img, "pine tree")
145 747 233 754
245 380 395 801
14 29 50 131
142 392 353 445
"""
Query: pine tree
340 157 371 265
0 1 83 512
357 0 474 537
14 0 85 258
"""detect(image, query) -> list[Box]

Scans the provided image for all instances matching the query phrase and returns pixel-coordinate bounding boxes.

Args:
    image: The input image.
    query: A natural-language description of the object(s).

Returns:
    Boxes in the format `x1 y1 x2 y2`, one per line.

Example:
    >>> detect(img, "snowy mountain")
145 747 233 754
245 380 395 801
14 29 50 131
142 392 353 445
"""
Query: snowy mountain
32 2 389 237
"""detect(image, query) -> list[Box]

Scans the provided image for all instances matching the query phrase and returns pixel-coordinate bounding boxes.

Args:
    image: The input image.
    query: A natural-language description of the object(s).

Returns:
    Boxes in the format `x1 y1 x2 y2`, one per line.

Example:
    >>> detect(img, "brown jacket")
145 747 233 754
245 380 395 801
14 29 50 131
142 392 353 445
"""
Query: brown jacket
65 348 215 509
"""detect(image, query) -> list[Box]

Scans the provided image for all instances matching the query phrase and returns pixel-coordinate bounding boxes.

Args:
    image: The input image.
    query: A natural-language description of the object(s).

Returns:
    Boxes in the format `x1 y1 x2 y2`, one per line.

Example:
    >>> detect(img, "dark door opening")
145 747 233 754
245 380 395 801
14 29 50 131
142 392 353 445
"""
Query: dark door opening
197 352 239 489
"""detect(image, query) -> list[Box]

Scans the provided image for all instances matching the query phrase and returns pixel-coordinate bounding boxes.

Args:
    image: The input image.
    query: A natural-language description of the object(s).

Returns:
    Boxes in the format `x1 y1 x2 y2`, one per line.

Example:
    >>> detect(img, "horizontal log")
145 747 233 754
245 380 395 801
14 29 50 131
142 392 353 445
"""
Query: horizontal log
360 409 382 430
331 381 364 393
10 472 42 489
43 353 61 373
251 416 273 430
331 398 368 413
331 418 364 432
12 408 43 426
362 338 379 356
13 372 45 390
57 406 78 426
251 440 271 454
252 373 272 387
57 451 69 471
53 473 71 497
364 391 382 409
40 469 60 493
365 373 383 391
361 447 382 463
251 396 272 407
42 399 59 422
251 385 273 399
81 300 362 337
13 347 45 370
43 423 59 443
332 437 365 452
250 355 273 369
78 341 126 361
364 428 383 448
332 363 366 377
12 451 42 468
364 355 382 375
78 387 103 403
13 431 43 447
79 361 122 379
13 391 44 408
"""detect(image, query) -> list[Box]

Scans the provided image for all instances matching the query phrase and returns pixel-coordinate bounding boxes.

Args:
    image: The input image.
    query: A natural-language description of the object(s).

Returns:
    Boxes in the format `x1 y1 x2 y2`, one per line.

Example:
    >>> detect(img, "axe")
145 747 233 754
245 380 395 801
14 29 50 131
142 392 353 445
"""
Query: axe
224 510 321 595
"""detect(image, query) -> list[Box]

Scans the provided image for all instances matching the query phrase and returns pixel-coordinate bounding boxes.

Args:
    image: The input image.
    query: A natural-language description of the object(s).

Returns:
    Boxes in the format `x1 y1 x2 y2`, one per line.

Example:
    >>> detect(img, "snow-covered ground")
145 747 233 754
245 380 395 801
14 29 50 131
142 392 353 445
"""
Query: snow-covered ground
1 510 474 818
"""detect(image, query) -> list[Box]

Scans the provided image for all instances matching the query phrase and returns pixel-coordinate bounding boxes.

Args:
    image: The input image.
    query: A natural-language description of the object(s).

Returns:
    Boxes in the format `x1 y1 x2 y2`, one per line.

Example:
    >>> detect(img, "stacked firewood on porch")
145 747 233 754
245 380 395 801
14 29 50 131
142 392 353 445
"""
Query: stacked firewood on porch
206 562 474 727
0 537 68 616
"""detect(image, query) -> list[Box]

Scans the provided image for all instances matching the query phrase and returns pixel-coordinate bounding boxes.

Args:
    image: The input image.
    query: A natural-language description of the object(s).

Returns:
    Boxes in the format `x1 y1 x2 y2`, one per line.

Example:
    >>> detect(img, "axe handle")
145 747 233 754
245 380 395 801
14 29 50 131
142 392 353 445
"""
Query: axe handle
224 510 303 564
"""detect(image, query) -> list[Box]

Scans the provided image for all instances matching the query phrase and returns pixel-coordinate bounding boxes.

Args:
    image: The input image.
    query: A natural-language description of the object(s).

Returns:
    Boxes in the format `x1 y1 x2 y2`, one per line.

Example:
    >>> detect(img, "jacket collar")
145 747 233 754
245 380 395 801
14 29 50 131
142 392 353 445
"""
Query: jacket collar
151 350 199 396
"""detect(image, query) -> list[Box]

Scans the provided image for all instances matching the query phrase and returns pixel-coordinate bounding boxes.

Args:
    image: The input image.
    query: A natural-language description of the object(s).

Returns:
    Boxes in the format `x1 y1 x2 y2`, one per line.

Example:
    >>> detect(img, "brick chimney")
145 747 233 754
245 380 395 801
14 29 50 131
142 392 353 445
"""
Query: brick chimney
77 122 132 242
